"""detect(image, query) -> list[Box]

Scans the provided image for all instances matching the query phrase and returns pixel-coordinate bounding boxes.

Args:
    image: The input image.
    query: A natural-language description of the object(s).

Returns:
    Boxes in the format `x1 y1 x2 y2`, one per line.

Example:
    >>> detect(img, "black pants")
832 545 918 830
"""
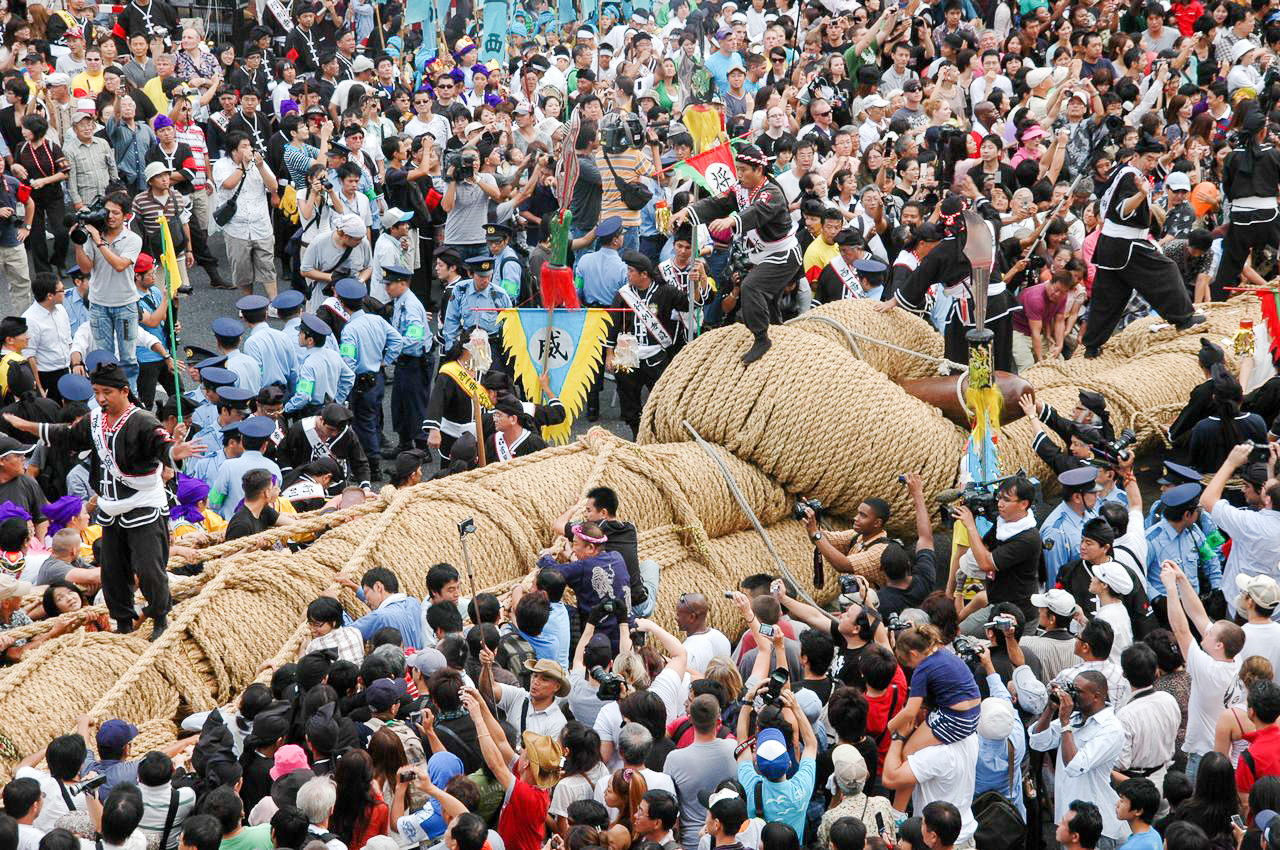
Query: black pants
944 313 1015 373
1211 214 1279 301
740 251 802 342
137 359 184 411
99 513 171 624
1083 244 1196 351
391 355 432 447
616 354 668 437
38 368 66 404
29 194 67 274
351 370 386 470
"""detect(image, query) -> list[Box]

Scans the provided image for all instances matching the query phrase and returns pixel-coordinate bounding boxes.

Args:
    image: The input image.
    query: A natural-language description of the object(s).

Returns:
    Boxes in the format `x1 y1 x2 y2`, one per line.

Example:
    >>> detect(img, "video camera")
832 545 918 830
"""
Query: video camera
66 197 110 244
444 149 475 182
591 666 625 701
952 635 985 664
938 470 1035 523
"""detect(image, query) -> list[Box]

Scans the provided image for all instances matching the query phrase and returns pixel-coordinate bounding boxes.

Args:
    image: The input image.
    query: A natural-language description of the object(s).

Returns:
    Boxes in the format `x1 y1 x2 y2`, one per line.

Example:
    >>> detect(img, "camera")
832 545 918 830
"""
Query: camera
66 197 109 244
758 622 777 638
66 774 108 796
398 767 418 782
792 497 824 521
444 150 474 182
1248 440 1272 464
984 614 1017 632
952 635 985 664
591 665 625 701
1049 681 1079 704
885 612 912 632
457 517 476 536
1092 428 1137 465
760 667 787 707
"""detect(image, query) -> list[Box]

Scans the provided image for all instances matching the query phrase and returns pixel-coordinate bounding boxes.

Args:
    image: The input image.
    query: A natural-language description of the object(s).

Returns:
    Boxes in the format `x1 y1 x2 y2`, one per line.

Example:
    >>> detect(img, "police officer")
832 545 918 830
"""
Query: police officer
188 366 239 439
441 255 513 356
1212 110 1280 300
272 291 310 361
1145 461 1213 531
287 314 354 418
336 278 405 475
1040 465 1101 588
208 415 284 521
211 318 263 395
239 294 299 393
386 265 432 458
485 222 524 301
1144 481 1220 602
185 385 255 484
575 216 628 420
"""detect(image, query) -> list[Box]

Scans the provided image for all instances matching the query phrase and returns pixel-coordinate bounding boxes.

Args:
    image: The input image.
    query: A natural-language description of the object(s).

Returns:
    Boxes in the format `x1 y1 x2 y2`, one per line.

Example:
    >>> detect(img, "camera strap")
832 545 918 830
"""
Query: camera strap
811 548 823 590
157 787 180 850
56 779 75 811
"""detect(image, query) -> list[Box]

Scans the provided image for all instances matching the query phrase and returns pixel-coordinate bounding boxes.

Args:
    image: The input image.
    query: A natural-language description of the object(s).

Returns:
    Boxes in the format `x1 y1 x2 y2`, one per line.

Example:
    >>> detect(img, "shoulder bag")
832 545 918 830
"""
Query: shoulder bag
213 165 248 227
602 149 653 211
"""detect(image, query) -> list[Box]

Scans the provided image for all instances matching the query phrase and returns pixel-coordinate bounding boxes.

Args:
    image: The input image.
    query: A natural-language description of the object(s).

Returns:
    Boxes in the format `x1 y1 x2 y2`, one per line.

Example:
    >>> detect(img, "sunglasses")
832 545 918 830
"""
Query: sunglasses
813 110 831 117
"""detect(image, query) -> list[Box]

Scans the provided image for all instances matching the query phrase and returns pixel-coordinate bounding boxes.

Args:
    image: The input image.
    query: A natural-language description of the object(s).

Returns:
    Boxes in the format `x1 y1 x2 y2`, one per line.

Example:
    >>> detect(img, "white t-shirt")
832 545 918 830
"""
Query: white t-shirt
907 734 980 845
593 767 676 820
1242 620 1280 676
1184 643 1243 754
1094 601 1133 665
17 823 43 850
16 767 87 832
683 630 731 674
593 667 687 769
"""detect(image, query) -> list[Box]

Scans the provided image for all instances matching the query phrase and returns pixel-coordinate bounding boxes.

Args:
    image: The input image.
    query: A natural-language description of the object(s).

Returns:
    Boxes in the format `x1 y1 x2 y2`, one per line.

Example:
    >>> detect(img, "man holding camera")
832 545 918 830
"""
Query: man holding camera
953 475 1043 635
802 496 890 586
211 131 278 299
441 147 499 258
74 190 143 381
1201 442 1280 617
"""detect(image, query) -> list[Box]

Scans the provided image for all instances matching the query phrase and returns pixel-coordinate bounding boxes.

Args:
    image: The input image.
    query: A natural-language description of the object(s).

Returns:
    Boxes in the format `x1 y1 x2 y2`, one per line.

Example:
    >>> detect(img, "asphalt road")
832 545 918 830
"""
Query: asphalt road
176 234 634 467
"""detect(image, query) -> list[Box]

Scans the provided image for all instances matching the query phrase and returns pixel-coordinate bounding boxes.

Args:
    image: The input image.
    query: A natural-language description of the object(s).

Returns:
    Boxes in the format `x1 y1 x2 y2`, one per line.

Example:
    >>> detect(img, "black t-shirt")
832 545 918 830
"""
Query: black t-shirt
0 473 47 523
796 677 834 704
985 526 1044 622
225 504 279 542
876 548 938 618
828 622 875 688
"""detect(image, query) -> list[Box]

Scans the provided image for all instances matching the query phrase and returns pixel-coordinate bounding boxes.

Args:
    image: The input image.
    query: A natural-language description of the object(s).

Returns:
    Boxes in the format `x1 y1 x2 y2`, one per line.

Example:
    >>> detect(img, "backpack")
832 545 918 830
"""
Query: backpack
496 632 536 688
972 741 1026 850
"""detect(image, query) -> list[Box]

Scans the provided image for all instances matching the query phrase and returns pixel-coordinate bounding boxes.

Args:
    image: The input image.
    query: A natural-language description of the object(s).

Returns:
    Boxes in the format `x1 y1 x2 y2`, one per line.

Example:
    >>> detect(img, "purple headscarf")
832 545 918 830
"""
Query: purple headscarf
43 494 83 535
0 502 31 524
171 474 209 524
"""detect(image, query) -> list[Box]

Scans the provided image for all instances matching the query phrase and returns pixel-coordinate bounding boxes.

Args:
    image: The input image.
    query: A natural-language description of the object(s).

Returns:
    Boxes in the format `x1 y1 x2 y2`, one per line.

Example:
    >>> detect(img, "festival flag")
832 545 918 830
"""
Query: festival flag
498 308 613 444
1260 288 1280 364
157 214 184 297
672 142 737 195
480 0 509 64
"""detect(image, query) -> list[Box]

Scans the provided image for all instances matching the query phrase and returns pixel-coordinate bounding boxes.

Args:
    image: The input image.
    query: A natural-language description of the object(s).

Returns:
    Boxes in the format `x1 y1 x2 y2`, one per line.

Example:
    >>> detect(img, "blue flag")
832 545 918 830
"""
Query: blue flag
480 0 509 63
497 308 613 444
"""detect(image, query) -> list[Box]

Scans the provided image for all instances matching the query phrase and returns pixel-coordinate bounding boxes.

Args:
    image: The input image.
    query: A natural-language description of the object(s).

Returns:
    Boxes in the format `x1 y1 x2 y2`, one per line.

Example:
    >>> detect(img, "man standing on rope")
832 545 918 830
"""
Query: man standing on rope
1083 138 1204 356
1212 110 1280 301
670 145 801 365
3 359 204 639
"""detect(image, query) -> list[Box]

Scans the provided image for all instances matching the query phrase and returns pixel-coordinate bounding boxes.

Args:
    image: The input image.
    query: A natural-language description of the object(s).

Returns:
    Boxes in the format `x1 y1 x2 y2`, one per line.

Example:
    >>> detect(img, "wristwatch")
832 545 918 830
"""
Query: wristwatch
891 732 909 742
810 532 823 542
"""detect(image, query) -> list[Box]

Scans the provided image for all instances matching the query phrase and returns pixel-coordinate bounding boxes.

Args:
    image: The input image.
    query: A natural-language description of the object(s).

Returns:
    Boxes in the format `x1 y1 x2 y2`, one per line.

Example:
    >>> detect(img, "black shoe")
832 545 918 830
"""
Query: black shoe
741 336 773 364
381 445 403 461
209 278 236 290
1083 346 1101 359
115 618 134 634
1175 313 1208 331
148 615 167 642
177 283 193 295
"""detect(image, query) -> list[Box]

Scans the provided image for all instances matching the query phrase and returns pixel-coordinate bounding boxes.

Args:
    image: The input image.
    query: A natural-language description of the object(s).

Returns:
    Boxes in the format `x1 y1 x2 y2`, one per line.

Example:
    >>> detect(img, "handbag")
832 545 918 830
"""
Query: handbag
213 164 248 227
603 149 653 211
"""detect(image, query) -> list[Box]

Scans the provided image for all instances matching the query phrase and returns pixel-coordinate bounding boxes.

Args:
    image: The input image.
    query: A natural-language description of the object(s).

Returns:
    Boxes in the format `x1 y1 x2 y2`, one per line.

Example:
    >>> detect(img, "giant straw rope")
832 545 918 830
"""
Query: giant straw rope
0 296 1260 775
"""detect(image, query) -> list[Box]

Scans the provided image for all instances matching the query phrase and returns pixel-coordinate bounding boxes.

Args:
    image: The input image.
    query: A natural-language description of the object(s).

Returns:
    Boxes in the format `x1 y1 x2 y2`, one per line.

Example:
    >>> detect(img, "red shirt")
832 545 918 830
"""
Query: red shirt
1238 725 1280 793
1172 0 1204 36
498 779 551 850
737 620 798 656
865 666 910 771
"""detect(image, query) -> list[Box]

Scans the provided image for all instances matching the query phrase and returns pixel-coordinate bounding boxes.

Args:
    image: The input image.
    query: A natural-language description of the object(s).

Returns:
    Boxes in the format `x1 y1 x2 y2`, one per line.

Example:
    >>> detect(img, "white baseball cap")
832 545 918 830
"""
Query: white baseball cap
1030 588 1077 617
1088 561 1135 596
1238 573 1280 609
1165 171 1192 192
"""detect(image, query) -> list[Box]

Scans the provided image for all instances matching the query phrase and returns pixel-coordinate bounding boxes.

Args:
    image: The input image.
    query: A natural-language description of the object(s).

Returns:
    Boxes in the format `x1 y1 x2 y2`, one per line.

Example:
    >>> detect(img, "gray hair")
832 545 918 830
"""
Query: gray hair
295 777 337 824
617 722 653 766
50 528 80 557
370 643 406 676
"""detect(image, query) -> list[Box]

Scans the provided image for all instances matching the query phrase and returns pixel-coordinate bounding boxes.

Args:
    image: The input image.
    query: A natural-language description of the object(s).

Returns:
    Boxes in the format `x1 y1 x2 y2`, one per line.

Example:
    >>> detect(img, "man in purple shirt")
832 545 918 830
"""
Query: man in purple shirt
537 521 631 651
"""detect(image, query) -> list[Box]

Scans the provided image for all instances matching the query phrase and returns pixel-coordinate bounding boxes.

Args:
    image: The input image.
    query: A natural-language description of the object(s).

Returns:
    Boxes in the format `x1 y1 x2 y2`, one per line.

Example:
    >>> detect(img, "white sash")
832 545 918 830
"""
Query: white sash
1099 165 1142 227
261 0 295 32
618 284 674 350
90 408 167 517
828 254 861 300
494 430 513 463
658 258 697 339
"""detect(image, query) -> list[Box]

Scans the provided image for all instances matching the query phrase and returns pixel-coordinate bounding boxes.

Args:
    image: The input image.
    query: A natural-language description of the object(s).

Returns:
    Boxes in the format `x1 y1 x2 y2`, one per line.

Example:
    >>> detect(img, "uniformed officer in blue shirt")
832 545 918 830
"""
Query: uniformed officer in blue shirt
1041 465 1101 587
385 265 433 458
1146 481 1221 601
273 290 310 363
287 314 355 416
440 256 514 354
208 415 284 520
336 278 405 473
185 385 254 483
239 294 300 393
574 216 628 419
485 223 524 301
189 366 238 438
211 318 263 395
1145 460 1220 540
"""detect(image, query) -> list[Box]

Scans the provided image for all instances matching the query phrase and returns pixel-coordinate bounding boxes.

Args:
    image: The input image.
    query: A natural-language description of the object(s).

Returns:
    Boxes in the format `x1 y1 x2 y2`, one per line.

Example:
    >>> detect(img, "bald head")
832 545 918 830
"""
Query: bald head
676 593 708 634
51 528 80 559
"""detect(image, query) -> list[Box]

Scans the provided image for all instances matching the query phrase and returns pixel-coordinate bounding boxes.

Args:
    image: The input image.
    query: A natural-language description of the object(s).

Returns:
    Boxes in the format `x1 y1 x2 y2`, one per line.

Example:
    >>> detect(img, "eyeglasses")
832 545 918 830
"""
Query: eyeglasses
813 110 831 117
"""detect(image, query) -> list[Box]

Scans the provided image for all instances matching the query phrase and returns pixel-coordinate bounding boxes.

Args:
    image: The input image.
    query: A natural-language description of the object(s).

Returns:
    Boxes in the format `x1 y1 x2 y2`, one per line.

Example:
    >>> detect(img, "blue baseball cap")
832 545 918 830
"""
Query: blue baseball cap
272 290 305 311
57 373 93 403
300 314 332 337
211 317 245 339
335 278 366 301
236 294 271 312
238 415 276 439
96 718 139 752
754 727 792 780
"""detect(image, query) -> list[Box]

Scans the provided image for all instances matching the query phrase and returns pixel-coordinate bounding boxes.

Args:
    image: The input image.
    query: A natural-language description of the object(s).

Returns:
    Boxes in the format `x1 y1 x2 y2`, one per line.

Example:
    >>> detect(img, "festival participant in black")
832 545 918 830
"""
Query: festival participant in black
480 371 566 431
3 360 204 638
604 251 689 438
1211 109 1280 301
882 193 1017 372
1082 138 1203 357
655 224 712 351
485 396 546 462
424 336 492 464
670 145 801 365
277 402 371 492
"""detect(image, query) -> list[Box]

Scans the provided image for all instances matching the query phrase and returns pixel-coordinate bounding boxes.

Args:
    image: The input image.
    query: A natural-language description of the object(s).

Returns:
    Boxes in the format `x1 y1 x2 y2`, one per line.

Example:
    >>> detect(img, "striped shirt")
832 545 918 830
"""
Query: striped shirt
596 147 653 227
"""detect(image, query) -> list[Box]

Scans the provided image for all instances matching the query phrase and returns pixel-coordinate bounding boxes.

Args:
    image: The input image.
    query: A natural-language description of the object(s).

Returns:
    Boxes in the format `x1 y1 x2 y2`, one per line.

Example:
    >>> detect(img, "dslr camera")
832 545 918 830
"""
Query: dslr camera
1092 428 1137 465
591 666 625 701
1049 681 1079 704
952 635 985 664
66 197 110 244
760 668 788 708
885 612 912 632
793 497 824 521
1247 439 1273 465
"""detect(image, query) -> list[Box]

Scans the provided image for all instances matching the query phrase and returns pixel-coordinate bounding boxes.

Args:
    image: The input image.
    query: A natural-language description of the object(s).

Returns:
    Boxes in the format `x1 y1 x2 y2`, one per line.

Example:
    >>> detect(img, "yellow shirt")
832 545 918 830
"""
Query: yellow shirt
803 236 839 281
141 76 169 116
71 70 104 95
172 507 228 538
